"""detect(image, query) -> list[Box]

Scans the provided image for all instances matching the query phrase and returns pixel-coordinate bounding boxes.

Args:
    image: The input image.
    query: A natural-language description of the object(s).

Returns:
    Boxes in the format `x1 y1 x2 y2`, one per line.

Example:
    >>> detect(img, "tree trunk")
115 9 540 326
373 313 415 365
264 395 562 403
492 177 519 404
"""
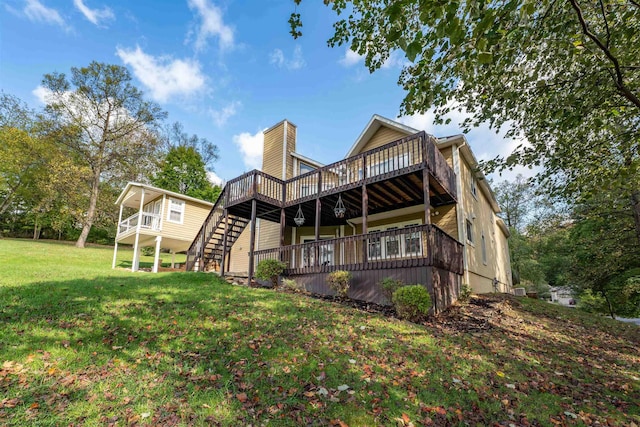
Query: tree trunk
75 173 101 248
603 291 616 320
631 190 640 246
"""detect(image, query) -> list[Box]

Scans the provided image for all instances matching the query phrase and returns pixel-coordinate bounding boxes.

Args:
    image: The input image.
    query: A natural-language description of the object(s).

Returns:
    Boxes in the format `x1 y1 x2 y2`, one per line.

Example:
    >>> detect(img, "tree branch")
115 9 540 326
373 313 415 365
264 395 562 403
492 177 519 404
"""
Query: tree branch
597 0 611 49
568 0 640 109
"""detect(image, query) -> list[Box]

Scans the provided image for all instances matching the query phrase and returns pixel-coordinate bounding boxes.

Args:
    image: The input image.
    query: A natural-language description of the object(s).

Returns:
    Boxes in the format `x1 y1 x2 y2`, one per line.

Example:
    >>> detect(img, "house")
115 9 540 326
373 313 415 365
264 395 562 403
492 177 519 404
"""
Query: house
550 286 577 307
185 115 512 310
113 182 214 272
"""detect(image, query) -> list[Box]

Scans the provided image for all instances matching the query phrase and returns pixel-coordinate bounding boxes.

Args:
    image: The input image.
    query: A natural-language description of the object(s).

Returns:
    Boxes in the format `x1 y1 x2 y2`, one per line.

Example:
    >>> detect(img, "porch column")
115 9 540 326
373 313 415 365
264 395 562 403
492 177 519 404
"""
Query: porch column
221 209 229 276
247 199 257 286
423 168 431 224
362 183 368 264
112 242 119 269
132 187 146 272
152 235 162 273
199 223 206 271
112 204 124 269
171 251 175 268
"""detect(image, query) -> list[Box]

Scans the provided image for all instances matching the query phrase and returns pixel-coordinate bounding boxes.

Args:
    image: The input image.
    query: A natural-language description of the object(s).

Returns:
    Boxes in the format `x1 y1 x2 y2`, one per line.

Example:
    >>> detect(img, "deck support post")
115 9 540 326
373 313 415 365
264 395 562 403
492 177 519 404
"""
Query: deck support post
248 199 257 286
362 183 368 265
132 187 145 272
221 209 229 276
423 168 431 225
152 235 162 273
280 208 286 262
199 222 206 271
315 199 321 267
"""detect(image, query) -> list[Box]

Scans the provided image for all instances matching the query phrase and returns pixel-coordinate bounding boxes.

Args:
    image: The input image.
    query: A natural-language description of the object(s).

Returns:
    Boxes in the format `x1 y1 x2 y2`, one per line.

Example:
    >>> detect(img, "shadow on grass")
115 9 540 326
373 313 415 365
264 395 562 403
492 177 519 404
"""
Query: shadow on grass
1 276 639 426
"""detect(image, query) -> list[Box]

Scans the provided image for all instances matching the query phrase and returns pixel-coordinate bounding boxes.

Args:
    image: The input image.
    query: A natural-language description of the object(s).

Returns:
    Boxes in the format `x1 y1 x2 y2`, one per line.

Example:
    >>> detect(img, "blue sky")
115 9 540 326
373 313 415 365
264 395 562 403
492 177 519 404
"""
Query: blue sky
1 0 531 184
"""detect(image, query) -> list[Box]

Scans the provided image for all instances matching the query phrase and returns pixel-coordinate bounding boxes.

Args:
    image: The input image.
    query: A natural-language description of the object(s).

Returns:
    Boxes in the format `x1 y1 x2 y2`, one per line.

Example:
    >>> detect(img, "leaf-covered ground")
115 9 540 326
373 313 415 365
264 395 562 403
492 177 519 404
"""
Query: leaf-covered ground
0 239 638 426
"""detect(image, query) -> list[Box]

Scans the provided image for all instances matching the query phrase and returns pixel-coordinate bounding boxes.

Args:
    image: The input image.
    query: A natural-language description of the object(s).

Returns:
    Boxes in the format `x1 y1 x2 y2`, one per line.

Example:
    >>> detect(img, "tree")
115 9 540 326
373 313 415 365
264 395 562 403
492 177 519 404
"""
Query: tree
291 0 640 241
493 175 535 233
162 122 219 168
41 62 166 247
152 146 221 202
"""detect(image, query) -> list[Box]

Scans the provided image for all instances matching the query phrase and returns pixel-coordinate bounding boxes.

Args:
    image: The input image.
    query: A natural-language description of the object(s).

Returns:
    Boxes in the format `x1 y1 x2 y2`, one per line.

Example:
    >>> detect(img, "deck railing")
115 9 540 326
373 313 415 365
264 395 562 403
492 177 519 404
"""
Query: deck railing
227 170 285 206
118 212 161 235
186 188 227 270
253 224 463 275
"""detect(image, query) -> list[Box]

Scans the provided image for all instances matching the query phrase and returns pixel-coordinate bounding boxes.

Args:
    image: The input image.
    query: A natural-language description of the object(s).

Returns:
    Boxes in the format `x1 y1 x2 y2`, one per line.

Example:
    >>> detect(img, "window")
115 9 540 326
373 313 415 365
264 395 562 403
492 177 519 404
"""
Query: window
470 174 478 198
404 224 422 255
367 153 411 177
300 162 314 175
167 198 185 224
481 232 487 264
466 219 474 244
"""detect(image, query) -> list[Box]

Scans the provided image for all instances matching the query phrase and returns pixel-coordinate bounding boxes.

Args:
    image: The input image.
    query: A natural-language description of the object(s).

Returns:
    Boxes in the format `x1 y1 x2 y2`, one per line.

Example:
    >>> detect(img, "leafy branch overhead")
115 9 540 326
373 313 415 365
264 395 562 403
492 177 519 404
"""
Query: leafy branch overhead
290 0 640 242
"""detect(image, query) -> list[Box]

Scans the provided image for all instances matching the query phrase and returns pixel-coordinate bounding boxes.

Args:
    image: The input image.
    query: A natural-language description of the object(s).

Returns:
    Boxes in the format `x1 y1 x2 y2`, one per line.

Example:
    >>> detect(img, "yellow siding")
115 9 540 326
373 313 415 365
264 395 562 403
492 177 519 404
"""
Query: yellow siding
457 150 511 292
263 123 285 178
359 126 407 153
439 146 453 168
229 227 251 275
286 124 296 180
433 204 458 240
258 220 281 251
160 197 211 243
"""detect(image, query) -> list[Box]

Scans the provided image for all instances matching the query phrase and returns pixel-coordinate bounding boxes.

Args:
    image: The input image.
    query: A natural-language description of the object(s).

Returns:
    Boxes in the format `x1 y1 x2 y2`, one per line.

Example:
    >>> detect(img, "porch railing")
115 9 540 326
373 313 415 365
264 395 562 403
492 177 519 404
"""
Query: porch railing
253 224 463 275
118 212 161 235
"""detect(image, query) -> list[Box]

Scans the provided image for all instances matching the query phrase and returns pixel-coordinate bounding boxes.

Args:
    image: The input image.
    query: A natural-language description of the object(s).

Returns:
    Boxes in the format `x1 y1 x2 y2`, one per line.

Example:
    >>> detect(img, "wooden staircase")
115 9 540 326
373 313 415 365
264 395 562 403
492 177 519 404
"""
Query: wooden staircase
185 186 249 272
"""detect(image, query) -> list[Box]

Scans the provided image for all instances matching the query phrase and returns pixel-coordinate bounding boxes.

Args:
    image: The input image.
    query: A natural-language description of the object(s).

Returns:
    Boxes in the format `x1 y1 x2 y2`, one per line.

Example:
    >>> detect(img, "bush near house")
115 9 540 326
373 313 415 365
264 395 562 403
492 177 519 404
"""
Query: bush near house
379 277 405 302
327 270 352 299
255 259 286 288
392 285 432 322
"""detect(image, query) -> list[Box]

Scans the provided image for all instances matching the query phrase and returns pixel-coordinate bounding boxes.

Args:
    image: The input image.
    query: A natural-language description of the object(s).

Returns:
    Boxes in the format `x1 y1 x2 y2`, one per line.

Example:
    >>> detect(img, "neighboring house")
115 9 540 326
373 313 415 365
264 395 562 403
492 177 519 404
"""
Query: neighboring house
113 182 213 272
551 286 577 307
185 115 512 310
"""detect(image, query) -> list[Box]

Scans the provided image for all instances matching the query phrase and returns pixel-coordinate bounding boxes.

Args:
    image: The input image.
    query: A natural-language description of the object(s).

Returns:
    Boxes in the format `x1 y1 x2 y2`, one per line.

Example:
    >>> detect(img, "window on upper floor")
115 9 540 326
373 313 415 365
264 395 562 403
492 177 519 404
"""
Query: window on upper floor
167 198 185 224
466 219 474 244
470 174 478 198
300 162 314 175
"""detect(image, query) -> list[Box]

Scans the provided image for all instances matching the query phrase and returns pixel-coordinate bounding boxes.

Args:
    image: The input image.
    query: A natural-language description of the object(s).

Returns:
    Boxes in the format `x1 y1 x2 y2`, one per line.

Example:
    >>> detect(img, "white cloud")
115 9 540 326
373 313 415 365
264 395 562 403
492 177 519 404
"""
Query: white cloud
207 171 224 186
187 0 234 51
23 0 67 29
32 85 53 105
339 49 363 67
233 129 265 171
269 45 305 70
210 101 240 127
116 46 206 103
380 51 406 69
399 109 537 182
73 0 114 26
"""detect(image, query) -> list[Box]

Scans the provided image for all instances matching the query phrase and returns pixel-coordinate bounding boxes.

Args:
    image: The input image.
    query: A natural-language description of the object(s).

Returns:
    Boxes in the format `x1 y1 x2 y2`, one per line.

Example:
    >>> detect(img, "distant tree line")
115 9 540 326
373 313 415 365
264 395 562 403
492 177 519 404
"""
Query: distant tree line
0 62 221 247
495 175 640 318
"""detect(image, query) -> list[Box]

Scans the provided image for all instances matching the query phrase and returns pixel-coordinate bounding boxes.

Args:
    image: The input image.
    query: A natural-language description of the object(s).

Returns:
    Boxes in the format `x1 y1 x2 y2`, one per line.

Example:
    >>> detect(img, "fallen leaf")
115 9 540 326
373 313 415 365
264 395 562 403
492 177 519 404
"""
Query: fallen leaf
236 392 248 403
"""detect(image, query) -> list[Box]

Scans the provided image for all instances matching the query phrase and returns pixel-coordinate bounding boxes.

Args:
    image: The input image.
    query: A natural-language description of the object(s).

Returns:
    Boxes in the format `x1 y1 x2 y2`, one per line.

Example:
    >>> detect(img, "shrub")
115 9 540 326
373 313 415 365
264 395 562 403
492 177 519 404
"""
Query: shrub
459 283 472 302
392 285 432 322
255 259 286 288
328 270 352 299
379 277 405 302
141 246 155 257
281 278 305 293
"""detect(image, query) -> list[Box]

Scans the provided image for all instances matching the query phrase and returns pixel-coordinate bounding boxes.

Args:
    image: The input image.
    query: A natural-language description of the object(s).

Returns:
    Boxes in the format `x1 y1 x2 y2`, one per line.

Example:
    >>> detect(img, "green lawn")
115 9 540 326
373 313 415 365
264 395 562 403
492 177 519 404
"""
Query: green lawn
0 239 638 426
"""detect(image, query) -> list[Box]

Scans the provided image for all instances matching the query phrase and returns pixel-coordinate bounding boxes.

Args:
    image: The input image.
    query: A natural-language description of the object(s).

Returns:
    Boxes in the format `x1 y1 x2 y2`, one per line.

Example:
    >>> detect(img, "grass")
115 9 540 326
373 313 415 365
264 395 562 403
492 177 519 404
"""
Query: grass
0 238 639 426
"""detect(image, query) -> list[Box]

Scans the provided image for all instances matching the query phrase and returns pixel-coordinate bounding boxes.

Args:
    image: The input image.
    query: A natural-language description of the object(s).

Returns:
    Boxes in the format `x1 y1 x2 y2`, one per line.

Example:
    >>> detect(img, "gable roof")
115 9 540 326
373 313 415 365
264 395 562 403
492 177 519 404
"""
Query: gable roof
115 182 215 208
344 114 419 158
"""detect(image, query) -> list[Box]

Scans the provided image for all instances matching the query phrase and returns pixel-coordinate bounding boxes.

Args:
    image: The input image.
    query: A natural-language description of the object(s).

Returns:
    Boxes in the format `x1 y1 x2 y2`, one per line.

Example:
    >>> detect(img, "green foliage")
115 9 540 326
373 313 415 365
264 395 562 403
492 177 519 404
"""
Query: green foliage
41 61 166 247
577 289 608 314
392 285 432 322
281 278 305 293
255 259 286 288
141 246 155 257
379 277 405 302
327 270 352 299
294 0 640 244
152 145 221 202
459 283 472 302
